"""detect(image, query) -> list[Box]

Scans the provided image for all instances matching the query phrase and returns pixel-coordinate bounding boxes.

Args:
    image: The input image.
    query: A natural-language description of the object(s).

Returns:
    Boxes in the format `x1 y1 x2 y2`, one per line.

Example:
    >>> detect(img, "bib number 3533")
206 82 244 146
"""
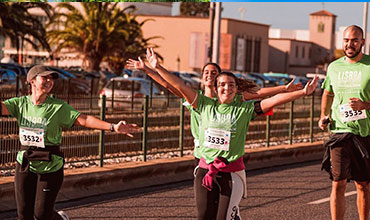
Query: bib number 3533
19 127 45 148
340 104 367 123
204 128 230 151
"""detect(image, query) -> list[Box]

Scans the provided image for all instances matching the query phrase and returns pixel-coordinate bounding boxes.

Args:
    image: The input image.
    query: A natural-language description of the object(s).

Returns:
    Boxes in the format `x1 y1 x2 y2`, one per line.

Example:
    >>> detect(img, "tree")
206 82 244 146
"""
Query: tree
0 3 52 57
180 2 210 17
47 2 156 75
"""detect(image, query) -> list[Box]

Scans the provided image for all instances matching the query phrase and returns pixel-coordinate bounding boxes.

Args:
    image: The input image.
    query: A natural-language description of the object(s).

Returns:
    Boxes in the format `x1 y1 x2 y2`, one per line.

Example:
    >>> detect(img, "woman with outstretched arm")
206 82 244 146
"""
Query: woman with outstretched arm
144 48 319 220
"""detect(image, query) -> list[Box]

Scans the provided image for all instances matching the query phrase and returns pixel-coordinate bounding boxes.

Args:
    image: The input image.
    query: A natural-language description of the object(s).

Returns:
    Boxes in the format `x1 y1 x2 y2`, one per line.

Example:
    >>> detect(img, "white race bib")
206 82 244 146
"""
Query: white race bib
19 127 45 148
204 128 230 151
339 104 367 123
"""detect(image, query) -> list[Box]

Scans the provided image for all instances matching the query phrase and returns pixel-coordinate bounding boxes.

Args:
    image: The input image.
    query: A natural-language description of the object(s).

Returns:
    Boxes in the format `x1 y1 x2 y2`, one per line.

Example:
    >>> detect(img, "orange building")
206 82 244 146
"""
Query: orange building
136 15 270 73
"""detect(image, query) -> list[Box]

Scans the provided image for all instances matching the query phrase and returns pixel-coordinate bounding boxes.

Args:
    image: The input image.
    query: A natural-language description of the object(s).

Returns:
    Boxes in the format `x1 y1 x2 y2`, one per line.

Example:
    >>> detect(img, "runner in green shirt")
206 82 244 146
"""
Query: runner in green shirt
144 48 318 220
1 65 139 220
319 25 370 220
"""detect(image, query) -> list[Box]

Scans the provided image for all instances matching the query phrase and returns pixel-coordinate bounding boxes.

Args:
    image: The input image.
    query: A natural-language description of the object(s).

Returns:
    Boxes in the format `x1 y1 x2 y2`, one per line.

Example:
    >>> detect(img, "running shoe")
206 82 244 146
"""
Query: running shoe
57 210 70 220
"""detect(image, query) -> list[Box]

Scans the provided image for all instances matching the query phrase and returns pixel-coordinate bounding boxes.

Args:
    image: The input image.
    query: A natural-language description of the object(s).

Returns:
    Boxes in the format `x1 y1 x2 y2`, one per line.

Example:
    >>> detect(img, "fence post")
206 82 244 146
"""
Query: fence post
111 79 115 112
266 115 270 147
310 94 315 143
142 95 149 162
16 75 19 97
289 101 294 145
90 79 94 113
131 80 134 111
67 78 70 104
150 80 153 108
99 94 106 167
179 100 184 157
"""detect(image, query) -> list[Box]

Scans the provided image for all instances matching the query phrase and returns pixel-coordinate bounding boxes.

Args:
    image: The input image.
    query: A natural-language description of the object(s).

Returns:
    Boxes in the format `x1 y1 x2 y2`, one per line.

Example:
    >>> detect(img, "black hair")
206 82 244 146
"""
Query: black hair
215 71 260 94
202 63 221 74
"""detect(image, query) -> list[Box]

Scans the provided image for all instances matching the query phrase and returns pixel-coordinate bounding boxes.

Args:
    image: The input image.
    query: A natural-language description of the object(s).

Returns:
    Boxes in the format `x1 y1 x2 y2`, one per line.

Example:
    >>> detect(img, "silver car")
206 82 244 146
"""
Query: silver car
99 77 167 110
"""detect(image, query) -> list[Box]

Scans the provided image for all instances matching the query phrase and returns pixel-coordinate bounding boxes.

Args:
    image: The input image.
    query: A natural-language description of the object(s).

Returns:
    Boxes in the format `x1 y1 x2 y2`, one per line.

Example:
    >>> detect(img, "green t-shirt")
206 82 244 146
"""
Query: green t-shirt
4 95 80 173
322 55 370 136
196 93 255 164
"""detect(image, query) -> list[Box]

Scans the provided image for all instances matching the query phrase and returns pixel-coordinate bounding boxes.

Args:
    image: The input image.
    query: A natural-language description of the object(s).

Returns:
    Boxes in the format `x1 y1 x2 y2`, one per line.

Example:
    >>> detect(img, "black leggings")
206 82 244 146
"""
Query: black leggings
194 167 233 220
15 163 64 220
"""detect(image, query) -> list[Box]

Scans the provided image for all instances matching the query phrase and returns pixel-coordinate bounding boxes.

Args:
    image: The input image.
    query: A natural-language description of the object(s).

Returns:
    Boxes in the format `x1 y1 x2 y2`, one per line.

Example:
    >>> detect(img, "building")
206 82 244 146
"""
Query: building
268 9 336 76
0 2 173 66
137 15 270 73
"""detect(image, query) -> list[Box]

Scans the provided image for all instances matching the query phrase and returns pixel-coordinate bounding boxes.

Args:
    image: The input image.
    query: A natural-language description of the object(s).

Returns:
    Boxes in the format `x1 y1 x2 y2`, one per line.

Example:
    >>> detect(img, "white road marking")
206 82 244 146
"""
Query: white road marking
308 191 357 205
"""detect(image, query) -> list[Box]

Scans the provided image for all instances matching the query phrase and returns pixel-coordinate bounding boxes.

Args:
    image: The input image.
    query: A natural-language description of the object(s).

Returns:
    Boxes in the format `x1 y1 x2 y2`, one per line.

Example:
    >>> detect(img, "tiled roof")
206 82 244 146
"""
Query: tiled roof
310 10 337 17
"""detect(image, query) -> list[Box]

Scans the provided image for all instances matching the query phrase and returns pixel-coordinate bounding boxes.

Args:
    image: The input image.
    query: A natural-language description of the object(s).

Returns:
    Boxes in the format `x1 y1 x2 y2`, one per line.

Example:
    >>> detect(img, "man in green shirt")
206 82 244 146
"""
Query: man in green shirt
319 25 370 220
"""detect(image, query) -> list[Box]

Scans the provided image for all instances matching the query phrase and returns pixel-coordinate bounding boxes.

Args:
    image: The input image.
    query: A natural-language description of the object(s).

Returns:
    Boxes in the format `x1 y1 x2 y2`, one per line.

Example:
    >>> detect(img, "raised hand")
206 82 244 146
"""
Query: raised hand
303 75 319 95
113 121 140 138
146 48 159 69
285 78 303 92
126 57 146 70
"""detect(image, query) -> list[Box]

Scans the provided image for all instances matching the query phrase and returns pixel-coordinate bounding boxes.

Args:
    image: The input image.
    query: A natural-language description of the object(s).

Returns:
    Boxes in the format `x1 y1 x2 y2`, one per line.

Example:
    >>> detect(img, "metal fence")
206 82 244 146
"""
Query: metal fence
0 90 327 176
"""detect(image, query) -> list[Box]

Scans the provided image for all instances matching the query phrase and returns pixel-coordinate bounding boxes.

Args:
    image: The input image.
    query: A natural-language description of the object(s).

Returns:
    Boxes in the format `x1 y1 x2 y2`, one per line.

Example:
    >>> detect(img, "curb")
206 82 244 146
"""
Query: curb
0 141 324 212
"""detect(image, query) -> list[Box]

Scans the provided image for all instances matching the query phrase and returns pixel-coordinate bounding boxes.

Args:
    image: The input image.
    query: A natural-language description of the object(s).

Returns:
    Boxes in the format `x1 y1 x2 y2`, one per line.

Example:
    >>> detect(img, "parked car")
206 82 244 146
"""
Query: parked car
263 73 292 85
99 77 167 110
43 66 91 95
247 72 280 87
0 69 17 85
0 63 27 76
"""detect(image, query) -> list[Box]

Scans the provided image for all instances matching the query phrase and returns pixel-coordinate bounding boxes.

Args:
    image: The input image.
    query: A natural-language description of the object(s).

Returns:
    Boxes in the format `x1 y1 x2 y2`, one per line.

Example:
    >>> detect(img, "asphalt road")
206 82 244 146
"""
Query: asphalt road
0 160 360 220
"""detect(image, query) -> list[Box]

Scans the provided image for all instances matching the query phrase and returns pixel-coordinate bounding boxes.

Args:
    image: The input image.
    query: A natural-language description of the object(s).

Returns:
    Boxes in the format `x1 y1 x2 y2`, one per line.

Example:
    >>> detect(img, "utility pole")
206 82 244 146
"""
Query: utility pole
363 2 368 54
212 2 222 64
208 2 215 62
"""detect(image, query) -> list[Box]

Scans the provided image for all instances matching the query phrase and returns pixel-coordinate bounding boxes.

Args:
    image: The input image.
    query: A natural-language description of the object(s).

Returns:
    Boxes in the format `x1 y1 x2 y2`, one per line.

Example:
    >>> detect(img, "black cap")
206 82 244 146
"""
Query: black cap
27 65 59 82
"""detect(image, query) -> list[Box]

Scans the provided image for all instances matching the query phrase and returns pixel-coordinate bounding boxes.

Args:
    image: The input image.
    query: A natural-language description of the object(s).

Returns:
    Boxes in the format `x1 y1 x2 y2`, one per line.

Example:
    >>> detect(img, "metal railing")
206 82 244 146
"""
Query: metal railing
0 91 327 176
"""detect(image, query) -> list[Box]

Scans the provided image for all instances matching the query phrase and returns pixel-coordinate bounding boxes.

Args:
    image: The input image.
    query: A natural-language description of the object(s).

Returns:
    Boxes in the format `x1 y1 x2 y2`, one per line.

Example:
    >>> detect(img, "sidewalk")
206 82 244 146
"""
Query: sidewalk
0 141 325 212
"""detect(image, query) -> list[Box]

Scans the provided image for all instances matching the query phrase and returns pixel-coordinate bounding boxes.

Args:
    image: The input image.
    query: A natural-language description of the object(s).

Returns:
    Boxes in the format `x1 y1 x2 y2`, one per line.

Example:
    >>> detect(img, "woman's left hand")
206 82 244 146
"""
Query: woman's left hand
303 75 319 95
114 121 140 137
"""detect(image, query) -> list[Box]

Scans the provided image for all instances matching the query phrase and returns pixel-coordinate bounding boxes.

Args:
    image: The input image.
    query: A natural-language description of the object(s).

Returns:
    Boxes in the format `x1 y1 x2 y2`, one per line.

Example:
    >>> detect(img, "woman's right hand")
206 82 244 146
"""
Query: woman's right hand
126 57 146 71
146 48 159 69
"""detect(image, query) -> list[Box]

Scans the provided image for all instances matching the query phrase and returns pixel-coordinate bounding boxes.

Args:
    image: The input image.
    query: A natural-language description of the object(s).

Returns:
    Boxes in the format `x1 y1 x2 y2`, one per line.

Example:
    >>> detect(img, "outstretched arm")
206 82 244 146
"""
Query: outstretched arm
146 48 198 109
126 57 183 98
74 114 139 137
260 76 319 113
243 78 303 100
1 102 9 116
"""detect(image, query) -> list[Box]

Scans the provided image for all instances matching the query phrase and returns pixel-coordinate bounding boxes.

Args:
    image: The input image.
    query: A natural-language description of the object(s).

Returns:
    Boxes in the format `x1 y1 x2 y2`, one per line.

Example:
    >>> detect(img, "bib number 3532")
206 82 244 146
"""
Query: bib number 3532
340 104 367 123
19 127 45 148
204 128 230 151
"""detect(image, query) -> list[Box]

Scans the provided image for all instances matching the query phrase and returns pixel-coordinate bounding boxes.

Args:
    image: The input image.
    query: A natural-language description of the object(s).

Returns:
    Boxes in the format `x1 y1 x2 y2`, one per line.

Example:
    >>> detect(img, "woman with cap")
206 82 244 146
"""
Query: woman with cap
143 48 318 220
0 65 139 220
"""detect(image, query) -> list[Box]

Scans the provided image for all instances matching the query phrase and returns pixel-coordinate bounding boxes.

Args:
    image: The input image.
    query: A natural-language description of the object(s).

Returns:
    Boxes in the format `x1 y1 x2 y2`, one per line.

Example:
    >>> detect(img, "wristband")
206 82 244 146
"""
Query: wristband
110 123 114 132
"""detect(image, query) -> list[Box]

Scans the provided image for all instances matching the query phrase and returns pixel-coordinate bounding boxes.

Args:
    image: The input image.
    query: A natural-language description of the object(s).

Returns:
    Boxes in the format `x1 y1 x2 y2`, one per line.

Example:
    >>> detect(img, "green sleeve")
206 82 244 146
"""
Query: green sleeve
322 68 333 92
58 103 81 128
3 97 21 118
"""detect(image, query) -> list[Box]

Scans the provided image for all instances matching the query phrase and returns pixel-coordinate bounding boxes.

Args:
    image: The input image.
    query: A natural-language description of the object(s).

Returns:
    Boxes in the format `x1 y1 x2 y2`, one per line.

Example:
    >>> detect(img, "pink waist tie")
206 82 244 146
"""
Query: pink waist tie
199 157 245 191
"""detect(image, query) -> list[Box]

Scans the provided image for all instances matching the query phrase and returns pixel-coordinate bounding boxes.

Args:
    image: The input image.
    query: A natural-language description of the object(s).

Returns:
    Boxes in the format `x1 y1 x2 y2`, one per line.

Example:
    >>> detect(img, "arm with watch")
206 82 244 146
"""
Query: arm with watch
74 114 139 138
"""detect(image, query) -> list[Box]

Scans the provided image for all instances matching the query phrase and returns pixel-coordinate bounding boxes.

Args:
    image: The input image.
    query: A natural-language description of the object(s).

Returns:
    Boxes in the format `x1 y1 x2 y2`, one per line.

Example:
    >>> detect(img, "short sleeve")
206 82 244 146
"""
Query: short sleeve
322 68 333 93
196 93 215 112
58 103 81 128
3 97 21 118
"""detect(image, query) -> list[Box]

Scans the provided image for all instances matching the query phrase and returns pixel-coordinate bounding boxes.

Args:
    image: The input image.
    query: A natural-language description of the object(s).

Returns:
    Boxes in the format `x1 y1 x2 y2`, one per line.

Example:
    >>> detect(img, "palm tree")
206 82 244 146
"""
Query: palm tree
0 3 52 58
47 2 155 74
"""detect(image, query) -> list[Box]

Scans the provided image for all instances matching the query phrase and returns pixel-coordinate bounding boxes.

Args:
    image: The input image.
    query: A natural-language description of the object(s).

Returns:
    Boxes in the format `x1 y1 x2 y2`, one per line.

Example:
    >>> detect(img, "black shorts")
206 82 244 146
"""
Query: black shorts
330 135 370 182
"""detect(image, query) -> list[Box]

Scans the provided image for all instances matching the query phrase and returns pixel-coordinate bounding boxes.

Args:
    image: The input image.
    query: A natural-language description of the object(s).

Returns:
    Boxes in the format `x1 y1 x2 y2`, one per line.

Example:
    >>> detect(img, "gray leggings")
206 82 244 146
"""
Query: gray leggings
194 167 242 220
15 163 64 220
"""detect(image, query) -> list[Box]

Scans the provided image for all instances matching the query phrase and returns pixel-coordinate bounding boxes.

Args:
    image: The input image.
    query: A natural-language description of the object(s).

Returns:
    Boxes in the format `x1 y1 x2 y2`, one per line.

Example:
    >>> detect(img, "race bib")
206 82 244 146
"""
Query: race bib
19 127 45 148
339 104 367 123
204 128 230 151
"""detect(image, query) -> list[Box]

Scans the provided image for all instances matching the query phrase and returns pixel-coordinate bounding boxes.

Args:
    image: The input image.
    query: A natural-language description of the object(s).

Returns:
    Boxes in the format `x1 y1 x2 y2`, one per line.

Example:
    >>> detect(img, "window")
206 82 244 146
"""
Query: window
318 22 325 33
302 47 305 58
246 38 252 72
253 39 261 72
295 46 299 58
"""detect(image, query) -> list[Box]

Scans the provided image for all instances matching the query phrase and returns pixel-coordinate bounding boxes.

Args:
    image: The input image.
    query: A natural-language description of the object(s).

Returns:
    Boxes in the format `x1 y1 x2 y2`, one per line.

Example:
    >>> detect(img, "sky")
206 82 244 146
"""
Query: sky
172 2 369 31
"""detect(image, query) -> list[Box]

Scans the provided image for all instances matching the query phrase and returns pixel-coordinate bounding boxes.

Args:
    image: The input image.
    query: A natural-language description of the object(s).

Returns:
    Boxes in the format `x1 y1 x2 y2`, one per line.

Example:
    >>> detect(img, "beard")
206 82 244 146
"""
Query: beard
344 45 363 58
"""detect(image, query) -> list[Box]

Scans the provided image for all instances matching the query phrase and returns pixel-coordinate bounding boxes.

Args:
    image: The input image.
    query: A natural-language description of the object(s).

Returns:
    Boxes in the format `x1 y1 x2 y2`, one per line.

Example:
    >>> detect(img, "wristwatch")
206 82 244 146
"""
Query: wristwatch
110 123 114 132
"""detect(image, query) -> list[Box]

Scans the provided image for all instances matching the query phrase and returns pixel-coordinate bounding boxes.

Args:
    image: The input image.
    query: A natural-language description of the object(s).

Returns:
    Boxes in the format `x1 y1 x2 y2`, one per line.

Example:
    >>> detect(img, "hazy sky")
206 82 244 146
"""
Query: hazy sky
173 2 369 31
